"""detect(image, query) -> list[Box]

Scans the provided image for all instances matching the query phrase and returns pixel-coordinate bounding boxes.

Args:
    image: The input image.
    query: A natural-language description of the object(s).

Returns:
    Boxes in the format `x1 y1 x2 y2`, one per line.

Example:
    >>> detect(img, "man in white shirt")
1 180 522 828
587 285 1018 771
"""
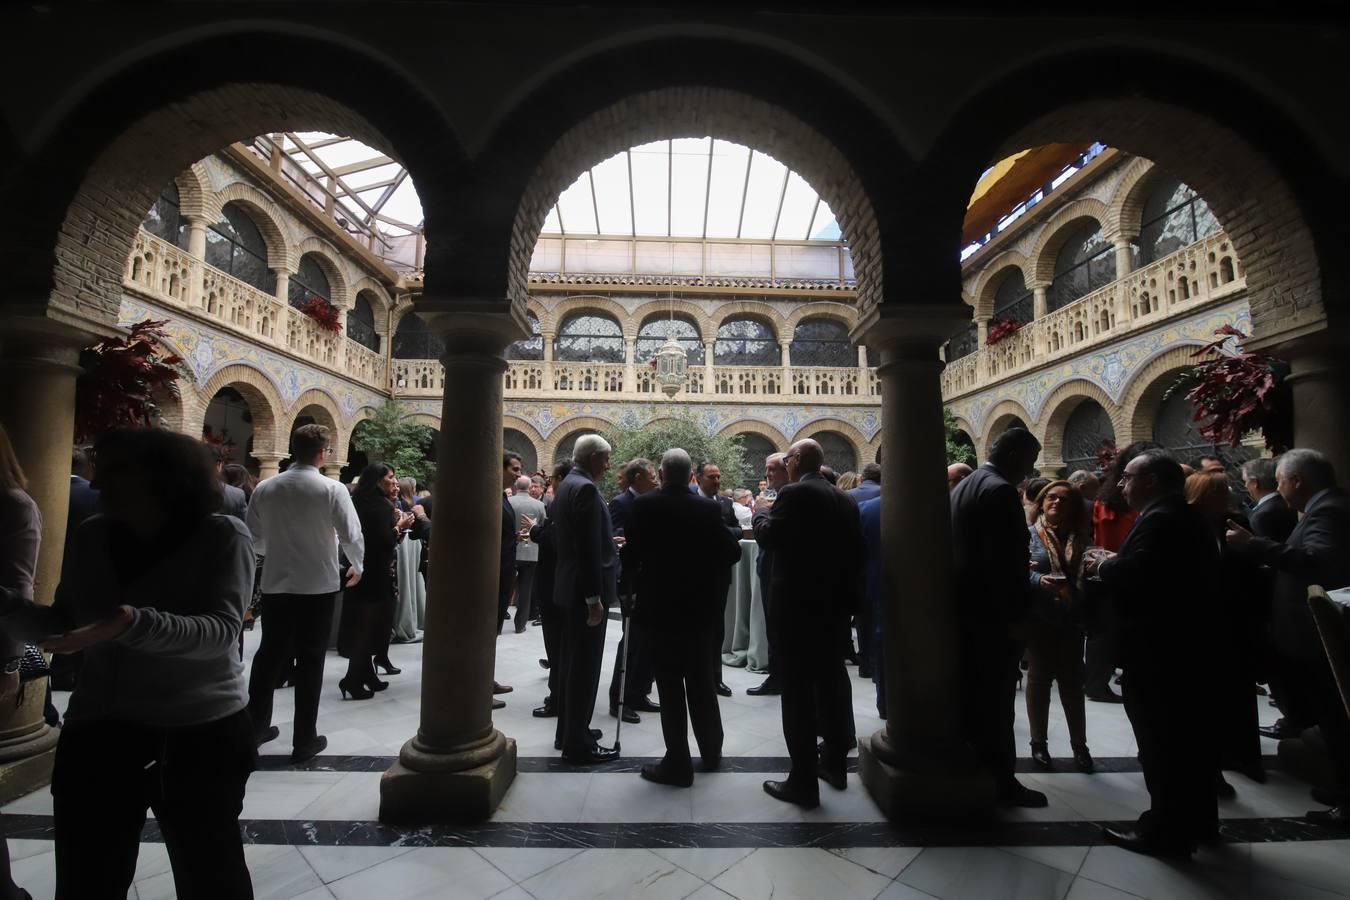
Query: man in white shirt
732 489 754 528
508 475 547 633
245 424 364 763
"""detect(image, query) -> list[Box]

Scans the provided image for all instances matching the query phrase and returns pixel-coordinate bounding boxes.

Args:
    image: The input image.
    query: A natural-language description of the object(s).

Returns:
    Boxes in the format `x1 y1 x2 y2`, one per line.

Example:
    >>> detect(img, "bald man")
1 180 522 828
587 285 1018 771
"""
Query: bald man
753 439 865 808
947 463 973 490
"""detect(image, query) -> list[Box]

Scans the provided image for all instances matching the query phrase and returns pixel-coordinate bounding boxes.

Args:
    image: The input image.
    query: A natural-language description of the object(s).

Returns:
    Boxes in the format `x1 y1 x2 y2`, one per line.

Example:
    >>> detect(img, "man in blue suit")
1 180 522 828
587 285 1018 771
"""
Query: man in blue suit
858 494 883 718
847 463 881 504
846 462 881 675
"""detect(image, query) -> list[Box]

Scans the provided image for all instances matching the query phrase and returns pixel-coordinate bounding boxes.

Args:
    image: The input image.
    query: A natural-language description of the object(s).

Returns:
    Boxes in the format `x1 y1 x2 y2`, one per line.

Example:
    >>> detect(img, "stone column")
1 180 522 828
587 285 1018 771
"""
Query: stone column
1032 285 1049 319
1281 332 1350 478
1112 238 1135 280
703 339 715 390
321 462 345 481
380 302 525 824
974 315 991 346
254 451 287 481
779 340 792 394
274 271 290 305
0 322 91 796
853 303 996 820
541 332 555 391
623 337 637 394
184 217 209 307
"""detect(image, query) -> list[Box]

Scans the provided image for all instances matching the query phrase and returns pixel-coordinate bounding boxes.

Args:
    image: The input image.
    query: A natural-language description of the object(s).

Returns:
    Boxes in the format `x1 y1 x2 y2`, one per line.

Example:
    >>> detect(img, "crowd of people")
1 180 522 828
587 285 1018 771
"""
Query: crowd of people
1 415 1348 895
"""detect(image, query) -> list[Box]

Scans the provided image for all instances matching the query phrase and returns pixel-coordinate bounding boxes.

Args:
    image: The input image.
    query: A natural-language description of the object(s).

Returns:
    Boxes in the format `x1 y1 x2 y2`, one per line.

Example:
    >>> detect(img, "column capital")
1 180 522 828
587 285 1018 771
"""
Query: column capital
851 303 971 356
416 299 529 355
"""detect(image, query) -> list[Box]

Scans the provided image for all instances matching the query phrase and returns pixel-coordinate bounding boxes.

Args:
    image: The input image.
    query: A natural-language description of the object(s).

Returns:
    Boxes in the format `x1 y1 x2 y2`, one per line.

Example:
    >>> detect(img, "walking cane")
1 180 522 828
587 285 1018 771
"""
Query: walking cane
614 591 635 754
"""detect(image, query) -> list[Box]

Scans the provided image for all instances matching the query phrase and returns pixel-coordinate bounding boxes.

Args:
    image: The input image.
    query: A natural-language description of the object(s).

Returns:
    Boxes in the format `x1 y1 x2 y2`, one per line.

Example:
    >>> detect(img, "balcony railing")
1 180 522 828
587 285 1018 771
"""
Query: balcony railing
125 230 388 391
942 231 1245 398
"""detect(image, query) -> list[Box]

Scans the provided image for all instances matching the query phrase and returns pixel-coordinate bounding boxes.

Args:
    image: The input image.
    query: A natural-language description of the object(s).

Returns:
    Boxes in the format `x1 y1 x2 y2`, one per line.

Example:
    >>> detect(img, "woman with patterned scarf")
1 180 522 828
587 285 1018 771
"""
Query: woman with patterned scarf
1026 479 1095 773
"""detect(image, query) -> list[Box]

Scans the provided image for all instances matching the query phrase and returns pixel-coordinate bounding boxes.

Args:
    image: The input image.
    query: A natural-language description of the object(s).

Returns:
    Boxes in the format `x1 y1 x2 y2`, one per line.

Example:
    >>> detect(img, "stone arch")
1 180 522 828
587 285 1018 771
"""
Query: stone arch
541 295 633 337
1035 379 1124 468
172 161 218 223
190 363 287 457
970 250 1033 320
1118 343 1209 444
715 418 790 452
287 387 346 457
293 236 353 308
713 301 785 340
400 412 442 430
979 398 1036 460
213 182 298 273
350 277 395 336
150 380 187 435
1027 198 1111 286
1104 155 1160 240
503 415 547 456
791 418 869 465
631 299 712 340
783 301 858 337
541 415 619 467
389 297 425 334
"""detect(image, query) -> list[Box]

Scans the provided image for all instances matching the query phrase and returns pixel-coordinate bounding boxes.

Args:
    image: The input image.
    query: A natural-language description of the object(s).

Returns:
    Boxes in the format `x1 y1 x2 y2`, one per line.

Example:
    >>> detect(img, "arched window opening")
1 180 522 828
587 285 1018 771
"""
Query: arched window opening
790 319 853 367
348 293 379 352
810 431 857 473
142 183 188 249
1062 400 1115 475
992 270 1034 324
734 432 778 489
205 203 277 294
554 429 598 465
508 314 544 361
1049 223 1113 311
1153 375 1258 477
504 428 538 474
392 312 445 360
289 253 333 310
202 386 256 473
636 316 701 365
1138 178 1221 266
715 318 779 366
555 314 623 363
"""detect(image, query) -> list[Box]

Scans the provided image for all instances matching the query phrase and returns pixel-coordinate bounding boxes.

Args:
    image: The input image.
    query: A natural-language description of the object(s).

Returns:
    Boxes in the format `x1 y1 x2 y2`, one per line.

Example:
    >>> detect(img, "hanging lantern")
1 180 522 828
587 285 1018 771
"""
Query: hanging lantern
654 335 687 398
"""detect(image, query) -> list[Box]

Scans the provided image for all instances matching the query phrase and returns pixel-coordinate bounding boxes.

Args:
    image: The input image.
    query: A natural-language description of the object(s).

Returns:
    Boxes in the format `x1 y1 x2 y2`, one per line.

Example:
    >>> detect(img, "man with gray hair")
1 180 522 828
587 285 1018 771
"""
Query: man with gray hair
1241 457 1297 542
509 474 547 633
1228 449 1350 822
550 433 620 763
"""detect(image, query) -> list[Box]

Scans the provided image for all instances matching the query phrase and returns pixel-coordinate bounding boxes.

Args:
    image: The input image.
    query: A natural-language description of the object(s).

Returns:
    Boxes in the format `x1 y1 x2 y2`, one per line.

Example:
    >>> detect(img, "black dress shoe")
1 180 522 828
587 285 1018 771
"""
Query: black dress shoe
562 745 620 765
763 779 819 808
996 781 1048 808
1073 744 1096 774
291 735 327 764
493 681 513 695
609 705 640 724
816 762 847 791
628 696 661 713
492 698 506 710
641 763 693 787
1084 689 1124 704
746 678 781 696
255 725 280 748
700 754 721 773
553 729 603 751
857 663 874 679
532 701 557 718
1101 825 1193 857
1030 741 1052 770
1259 719 1300 740
538 657 550 669
716 682 732 697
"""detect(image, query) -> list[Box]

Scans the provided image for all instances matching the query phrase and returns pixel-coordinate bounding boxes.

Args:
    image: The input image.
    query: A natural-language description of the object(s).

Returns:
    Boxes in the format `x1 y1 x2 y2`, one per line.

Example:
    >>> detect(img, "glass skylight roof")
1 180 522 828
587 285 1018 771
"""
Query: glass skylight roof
541 139 842 242
277 132 424 236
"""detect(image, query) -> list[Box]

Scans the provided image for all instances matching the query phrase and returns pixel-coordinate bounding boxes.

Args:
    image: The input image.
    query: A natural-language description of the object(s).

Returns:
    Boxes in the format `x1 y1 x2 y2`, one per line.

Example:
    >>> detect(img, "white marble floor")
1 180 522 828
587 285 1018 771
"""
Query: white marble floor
4 620 1347 900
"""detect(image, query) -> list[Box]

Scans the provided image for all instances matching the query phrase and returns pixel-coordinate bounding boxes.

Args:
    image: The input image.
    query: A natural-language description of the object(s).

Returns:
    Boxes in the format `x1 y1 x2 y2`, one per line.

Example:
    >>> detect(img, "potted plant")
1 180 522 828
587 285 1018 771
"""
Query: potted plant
298 294 343 334
986 317 1025 346
75 319 186 443
1180 325 1292 452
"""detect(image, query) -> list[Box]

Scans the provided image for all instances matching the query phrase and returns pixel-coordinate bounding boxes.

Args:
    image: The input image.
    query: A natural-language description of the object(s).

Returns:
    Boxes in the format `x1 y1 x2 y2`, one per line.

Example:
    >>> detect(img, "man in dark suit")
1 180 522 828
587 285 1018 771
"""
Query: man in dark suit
747 452 789 697
624 449 743 786
847 463 881 504
697 461 745 697
208 444 247 522
551 434 620 763
1243 458 1298 542
1228 449 1350 822
530 459 573 719
846 462 882 676
753 439 864 808
1093 450 1222 855
607 457 660 723
950 427 1047 808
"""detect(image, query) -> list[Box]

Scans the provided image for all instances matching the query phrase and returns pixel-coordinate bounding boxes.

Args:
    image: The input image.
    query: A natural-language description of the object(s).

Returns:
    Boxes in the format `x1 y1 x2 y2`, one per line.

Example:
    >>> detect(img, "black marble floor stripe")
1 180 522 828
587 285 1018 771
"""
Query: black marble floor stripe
258 753 1284 776
3 813 1346 849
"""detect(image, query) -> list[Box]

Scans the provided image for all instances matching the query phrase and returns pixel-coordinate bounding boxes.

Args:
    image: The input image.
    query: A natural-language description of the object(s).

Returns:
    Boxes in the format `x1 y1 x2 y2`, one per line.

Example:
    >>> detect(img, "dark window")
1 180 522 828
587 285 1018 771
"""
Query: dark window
392 312 444 360
945 322 978 361
811 431 857 473
289 253 333 309
554 430 597 464
734 433 778 487
348 293 380 352
504 428 538 474
1138 178 1221 265
1049 223 1114 311
992 270 1034 323
555 314 624 363
205 203 277 294
142 183 188 249
508 314 544 361
1062 400 1115 475
790 319 853 367
715 319 779 366
636 316 701 365
1153 375 1257 486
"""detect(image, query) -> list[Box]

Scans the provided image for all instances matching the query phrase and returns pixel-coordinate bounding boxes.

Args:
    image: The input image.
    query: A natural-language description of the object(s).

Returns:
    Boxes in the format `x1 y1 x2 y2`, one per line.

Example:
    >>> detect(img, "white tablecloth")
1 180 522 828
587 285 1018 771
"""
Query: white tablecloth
721 540 769 673
392 537 426 643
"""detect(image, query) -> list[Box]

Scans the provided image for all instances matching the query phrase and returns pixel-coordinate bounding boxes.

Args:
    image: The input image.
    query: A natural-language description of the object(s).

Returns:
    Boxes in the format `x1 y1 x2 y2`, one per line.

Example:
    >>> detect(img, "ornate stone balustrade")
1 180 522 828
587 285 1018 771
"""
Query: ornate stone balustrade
125 230 387 391
942 231 1245 399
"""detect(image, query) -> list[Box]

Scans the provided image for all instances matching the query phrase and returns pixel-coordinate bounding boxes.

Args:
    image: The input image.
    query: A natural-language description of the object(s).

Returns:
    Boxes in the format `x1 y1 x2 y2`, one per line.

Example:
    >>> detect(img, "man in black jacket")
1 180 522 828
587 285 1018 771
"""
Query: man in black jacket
530 458 575 719
753 439 863 808
697 461 744 697
607 458 660 723
1228 449 1350 821
624 449 743 786
1093 450 1221 855
550 435 620 764
949 427 1047 809
747 452 790 697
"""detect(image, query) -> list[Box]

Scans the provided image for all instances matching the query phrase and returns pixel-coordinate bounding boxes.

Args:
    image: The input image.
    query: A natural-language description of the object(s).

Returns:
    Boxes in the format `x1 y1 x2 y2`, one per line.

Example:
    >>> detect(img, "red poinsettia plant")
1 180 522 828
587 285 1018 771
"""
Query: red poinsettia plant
1180 324 1292 452
1095 439 1118 474
299 294 343 334
986 318 1025 346
75 319 185 443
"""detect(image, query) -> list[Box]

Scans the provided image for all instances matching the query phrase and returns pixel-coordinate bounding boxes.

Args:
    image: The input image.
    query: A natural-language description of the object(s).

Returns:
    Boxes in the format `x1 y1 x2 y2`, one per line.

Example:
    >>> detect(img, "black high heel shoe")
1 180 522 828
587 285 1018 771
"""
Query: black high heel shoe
373 656 402 675
364 676 389 692
1030 741 1052 770
1072 743 1095 773
339 677 374 700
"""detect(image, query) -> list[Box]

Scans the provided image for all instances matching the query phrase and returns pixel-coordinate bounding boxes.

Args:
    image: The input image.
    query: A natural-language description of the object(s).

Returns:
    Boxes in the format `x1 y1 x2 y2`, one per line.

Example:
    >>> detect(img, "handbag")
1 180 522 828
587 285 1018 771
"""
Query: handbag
18 644 50 683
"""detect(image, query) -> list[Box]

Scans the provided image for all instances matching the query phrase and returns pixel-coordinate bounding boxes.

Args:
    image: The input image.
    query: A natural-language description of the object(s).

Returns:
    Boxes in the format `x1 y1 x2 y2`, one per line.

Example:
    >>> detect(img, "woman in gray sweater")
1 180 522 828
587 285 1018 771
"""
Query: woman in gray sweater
14 428 256 899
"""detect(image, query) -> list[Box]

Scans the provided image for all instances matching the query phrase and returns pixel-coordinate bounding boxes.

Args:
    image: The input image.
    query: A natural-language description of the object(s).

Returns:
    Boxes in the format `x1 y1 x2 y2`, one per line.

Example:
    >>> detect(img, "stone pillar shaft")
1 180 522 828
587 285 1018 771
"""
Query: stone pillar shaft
254 451 287 481
1032 286 1048 319
274 271 290 305
1285 344 1350 478
1113 239 1134 280
975 316 990 346
623 338 637 393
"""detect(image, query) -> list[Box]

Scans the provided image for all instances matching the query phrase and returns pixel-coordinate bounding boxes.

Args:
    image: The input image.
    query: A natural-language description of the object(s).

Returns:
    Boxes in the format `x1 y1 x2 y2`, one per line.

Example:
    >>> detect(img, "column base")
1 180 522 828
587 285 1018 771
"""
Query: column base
379 736 517 824
0 723 60 806
858 730 996 821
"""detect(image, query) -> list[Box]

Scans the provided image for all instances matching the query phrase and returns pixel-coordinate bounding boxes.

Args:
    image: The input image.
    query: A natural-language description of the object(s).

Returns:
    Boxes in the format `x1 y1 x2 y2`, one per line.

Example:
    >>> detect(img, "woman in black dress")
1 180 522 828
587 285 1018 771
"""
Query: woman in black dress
340 463 413 699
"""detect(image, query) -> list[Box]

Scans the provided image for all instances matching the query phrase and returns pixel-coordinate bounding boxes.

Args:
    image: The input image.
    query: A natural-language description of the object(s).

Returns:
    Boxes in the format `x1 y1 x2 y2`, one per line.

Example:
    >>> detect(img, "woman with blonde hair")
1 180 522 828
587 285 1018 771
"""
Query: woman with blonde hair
835 472 860 492
1026 479 1094 772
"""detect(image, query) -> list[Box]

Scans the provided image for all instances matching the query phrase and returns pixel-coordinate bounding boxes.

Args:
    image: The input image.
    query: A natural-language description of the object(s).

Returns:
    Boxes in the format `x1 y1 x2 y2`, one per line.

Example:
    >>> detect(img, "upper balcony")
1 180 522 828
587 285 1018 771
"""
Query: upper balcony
124 230 387 391
941 231 1245 398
